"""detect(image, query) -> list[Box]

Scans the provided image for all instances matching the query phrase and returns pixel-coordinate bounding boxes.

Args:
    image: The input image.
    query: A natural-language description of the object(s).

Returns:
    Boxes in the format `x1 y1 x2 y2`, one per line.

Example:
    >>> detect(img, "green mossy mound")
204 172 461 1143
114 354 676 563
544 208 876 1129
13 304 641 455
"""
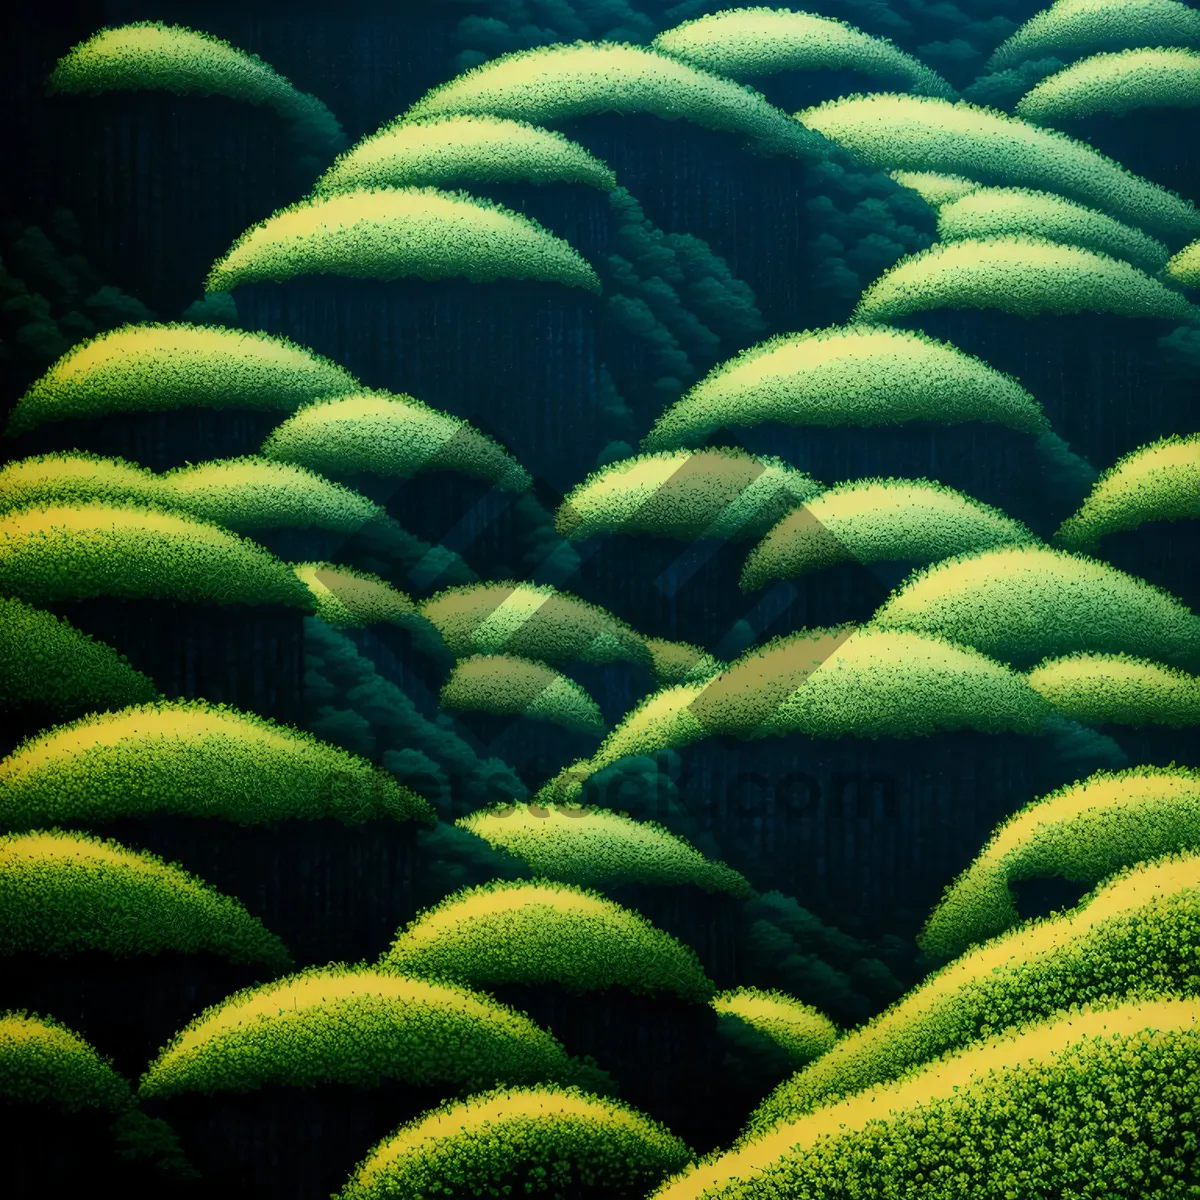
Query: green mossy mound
1028 652 1200 726
712 988 838 1067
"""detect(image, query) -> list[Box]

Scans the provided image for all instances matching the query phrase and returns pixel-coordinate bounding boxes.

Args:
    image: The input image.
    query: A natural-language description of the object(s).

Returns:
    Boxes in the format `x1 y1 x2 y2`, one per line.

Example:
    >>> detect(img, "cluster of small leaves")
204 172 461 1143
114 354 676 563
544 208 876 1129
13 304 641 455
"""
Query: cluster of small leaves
643 325 1050 450
917 765 1200 962
645 638 724 686
205 187 601 293
937 186 1169 272
872 543 1200 668
0 828 290 966
338 1084 692 1200
1054 432 1199 548
0 699 433 829
988 0 1200 72
420 581 651 669
853 235 1200 323
440 654 606 735
1016 46 1200 123
663 999 1200 1199
651 8 954 97
740 477 1035 589
313 115 617 196
712 988 838 1067
138 965 610 1100
797 93 1200 240
262 390 532 493
753 851 1200 1130
6 323 359 434
403 42 829 160
47 22 345 150
0 1011 131 1111
0 595 158 713
380 878 716 1001
1168 236 1200 285
0 500 314 608
556 448 821 543
1028 652 1200 727
458 801 751 896
889 170 981 208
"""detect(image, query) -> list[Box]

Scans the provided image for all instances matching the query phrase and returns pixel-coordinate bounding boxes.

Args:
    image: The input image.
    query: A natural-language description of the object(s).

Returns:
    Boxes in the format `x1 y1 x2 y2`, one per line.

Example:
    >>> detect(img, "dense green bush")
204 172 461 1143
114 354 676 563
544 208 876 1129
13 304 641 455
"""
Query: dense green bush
206 187 600 293
651 8 953 97
0 699 433 829
646 638 724 685
380 878 715 1001
6 324 359 434
0 596 158 713
403 42 827 159
337 1084 691 1200
889 170 981 208
313 115 616 195
1168 237 1200 285
740 478 1035 589
989 0 1200 71
853 236 1200 323
654 997 1200 1198
0 452 162 513
0 828 290 966
262 390 531 492
47 22 344 154
1028 651 1200 726
797 93 1200 240
294 562 443 650
1017 46 1200 123
712 989 838 1067
458 802 750 896
872 543 1200 668
917 765 1200 962
556 448 821 542
440 654 605 735
643 326 1050 450
753 851 1200 1130
420 581 651 668
139 965 610 1099
937 187 1169 272
0 1010 130 1111
1055 432 1200 548
0 500 314 608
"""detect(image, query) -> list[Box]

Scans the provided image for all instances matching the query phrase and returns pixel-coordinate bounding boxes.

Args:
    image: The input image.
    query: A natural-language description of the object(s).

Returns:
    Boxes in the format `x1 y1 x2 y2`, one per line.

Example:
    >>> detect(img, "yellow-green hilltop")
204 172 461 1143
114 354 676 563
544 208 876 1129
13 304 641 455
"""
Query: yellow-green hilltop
889 170 981 208
47 22 344 149
750 851 1200 1130
740 478 1035 589
645 637 725 686
1054 432 1200 547
439 654 606 735
138 965 611 1100
1 1010 129 1111
916 765 1200 963
336 1085 691 1200
797 93 1200 241
871 542 1200 667
711 988 839 1066
0 501 314 609
556 448 822 542
458 802 750 896
989 0 1200 72
1017 46 1200 124
313 115 616 195
852 236 1200 324
0 595 158 714
420 581 651 668
0 699 433 829
651 7 954 97
206 187 600 293
650 998 1200 1198
262 390 531 492
643 325 1049 450
1028 651 1200 726
403 41 828 158
6 324 360 435
0 828 290 967
380 878 715 1001
936 186 1170 273
1168 237 1200 285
